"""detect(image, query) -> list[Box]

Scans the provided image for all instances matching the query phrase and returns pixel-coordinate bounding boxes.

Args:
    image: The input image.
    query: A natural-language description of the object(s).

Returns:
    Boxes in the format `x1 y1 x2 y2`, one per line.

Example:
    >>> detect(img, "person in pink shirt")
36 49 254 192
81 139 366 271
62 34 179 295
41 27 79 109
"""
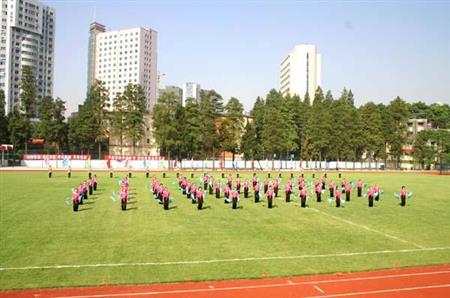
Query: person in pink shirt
335 189 342 208
191 184 198 204
273 179 279 197
72 191 79 212
329 182 335 198
215 181 221 199
203 175 208 190
321 176 327 190
197 187 204 210
368 187 375 207
186 182 192 199
224 185 231 203
157 184 164 203
243 180 249 198
208 176 214 195
93 175 98 191
300 187 307 208
345 183 351 202
162 187 170 210
227 174 233 189
285 183 292 202
252 175 258 188
88 179 93 195
315 183 322 202
263 179 269 194
254 183 260 203
121 189 128 211
400 186 408 207
181 178 187 195
236 178 241 194
266 186 274 208
231 190 239 209
357 179 363 197
374 184 381 201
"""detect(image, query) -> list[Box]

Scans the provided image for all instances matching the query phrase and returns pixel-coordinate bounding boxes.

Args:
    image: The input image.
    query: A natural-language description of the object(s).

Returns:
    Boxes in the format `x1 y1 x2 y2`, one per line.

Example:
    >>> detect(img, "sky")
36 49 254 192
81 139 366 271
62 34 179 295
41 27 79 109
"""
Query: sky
45 0 450 114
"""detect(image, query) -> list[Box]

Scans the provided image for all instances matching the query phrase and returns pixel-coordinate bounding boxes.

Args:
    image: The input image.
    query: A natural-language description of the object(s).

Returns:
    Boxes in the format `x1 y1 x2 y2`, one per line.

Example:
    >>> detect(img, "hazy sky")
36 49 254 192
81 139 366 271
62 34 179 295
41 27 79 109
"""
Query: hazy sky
46 0 450 114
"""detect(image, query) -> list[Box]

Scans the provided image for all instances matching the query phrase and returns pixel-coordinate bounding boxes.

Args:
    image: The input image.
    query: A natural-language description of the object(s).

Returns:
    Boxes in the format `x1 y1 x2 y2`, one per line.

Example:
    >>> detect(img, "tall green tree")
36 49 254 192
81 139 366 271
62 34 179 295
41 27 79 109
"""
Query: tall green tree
8 109 31 152
20 65 37 119
359 102 385 162
220 97 244 160
261 89 285 160
121 84 146 155
152 91 184 159
183 98 202 158
35 96 67 151
240 121 260 160
0 89 9 143
111 93 128 155
385 97 410 167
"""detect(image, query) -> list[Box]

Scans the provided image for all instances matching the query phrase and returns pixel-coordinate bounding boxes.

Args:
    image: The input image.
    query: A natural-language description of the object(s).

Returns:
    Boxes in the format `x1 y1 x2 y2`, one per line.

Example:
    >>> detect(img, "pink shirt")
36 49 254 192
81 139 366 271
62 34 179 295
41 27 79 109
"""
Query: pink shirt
266 189 273 197
197 190 204 200
254 184 260 192
400 190 407 197
336 190 341 199
162 190 170 199
357 181 363 188
231 191 239 199
285 184 291 192
300 189 306 197
316 185 322 193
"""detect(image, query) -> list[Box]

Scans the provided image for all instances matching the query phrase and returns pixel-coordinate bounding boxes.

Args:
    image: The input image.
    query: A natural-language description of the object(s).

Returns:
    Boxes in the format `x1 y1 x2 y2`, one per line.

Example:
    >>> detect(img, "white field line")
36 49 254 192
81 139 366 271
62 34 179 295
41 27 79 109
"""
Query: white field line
310 208 424 248
0 247 448 272
314 285 325 294
305 284 450 298
51 271 450 298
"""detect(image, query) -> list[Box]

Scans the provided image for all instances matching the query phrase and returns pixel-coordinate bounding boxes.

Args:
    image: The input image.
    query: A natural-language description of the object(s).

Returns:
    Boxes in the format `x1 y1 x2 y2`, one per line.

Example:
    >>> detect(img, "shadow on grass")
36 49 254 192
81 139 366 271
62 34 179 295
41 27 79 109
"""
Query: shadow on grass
169 205 178 210
83 201 95 205
125 207 138 211
78 207 93 212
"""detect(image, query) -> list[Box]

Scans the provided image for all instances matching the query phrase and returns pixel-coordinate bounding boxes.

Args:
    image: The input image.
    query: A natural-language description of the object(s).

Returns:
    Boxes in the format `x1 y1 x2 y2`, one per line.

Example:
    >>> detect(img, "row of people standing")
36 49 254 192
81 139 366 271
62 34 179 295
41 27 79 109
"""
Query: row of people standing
72 175 98 212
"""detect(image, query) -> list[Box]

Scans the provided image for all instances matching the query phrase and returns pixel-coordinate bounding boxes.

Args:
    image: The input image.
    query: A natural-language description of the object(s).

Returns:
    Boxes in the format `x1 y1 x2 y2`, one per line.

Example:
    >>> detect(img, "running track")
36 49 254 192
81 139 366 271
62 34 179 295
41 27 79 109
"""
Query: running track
2 265 450 298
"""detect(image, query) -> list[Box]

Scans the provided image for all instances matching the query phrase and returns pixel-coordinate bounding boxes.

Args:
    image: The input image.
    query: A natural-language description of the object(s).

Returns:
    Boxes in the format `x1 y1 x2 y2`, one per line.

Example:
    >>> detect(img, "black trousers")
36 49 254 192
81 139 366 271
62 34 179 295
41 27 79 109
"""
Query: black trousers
329 189 334 197
186 192 190 199
286 192 291 202
357 187 362 197
401 195 406 207
121 200 127 210
68 172 71 178
198 200 203 210
264 185 268 194
164 200 169 210
244 189 249 198
48 172 52 178
237 185 241 193
274 188 279 197
368 196 374 207
110 172 113 178
204 182 208 190
255 192 260 203
322 182 325 190
209 185 213 194
89 172 92 179
89 186 93 195
215 189 220 198
301 196 306 208
316 192 321 202
336 198 341 208
268 197 273 208
232 199 237 209
375 194 380 201
73 201 78 212
346 191 350 202
94 182 97 191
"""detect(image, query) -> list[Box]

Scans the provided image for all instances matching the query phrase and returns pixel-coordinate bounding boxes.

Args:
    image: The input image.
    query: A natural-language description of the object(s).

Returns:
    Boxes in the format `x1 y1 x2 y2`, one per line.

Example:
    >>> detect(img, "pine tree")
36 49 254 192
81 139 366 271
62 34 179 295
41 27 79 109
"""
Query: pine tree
122 84 146 155
20 65 37 119
183 98 202 158
0 89 9 143
221 97 244 159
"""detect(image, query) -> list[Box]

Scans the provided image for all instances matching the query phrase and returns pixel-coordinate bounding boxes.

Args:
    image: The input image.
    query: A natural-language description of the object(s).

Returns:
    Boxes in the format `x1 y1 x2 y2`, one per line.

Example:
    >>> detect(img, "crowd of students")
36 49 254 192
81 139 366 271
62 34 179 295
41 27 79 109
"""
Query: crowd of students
71 175 97 212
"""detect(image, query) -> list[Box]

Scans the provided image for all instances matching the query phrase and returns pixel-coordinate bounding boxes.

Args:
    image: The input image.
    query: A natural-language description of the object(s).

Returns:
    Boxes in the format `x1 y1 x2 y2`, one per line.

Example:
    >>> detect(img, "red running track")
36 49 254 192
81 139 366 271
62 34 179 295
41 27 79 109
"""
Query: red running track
1 264 450 298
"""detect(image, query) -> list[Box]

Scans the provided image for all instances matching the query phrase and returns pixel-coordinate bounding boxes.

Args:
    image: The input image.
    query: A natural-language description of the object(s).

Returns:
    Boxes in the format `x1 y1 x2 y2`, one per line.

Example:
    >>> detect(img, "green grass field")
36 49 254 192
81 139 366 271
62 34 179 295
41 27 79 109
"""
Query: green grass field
0 170 449 290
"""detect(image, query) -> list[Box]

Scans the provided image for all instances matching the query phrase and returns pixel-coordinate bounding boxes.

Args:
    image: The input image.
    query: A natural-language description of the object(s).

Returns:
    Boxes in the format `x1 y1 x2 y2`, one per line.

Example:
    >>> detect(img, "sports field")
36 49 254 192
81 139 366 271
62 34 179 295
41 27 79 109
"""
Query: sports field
0 170 449 290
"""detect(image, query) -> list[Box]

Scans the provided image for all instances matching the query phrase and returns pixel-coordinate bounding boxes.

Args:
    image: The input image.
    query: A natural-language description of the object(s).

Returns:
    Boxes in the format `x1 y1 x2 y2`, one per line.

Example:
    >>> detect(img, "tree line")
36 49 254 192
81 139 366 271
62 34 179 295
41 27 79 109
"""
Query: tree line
153 87 450 169
0 66 449 169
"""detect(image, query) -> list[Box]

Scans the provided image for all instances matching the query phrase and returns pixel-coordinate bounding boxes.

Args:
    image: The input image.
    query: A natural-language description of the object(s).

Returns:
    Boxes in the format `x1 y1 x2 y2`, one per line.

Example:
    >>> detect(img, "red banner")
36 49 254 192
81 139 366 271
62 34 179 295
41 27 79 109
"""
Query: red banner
23 154 91 160
104 155 166 161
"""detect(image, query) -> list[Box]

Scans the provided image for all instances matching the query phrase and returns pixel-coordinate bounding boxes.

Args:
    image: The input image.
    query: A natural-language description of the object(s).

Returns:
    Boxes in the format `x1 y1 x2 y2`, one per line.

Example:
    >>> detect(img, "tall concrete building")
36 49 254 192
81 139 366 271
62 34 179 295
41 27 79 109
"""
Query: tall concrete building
87 22 158 111
1 0 55 114
280 44 321 100
182 82 200 105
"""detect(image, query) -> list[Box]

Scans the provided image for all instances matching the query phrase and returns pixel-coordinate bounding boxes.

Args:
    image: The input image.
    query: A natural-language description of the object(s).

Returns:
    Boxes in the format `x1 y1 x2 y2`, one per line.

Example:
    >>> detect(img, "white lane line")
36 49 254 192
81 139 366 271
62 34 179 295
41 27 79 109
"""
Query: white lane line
314 285 325 294
51 270 450 298
305 284 450 298
1 247 448 271
310 208 424 248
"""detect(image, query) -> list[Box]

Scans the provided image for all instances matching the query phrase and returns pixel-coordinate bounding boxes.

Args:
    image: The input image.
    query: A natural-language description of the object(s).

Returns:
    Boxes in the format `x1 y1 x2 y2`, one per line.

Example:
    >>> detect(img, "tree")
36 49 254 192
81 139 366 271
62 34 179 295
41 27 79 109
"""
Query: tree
384 97 410 167
111 93 127 155
121 84 146 155
152 91 184 159
8 109 31 152
34 96 67 151
198 95 217 159
220 97 244 160
20 65 37 119
359 102 385 162
183 98 202 158
0 89 9 143
261 90 285 161
427 103 450 129
86 80 110 157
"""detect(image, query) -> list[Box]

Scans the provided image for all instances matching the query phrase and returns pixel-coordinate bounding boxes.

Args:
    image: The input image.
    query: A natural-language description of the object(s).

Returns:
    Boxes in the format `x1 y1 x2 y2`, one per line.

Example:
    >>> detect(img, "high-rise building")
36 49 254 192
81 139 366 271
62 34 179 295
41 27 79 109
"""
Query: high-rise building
1 0 55 115
182 82 200 105
159 85 182 104
280 44 321 100
87 22 158 111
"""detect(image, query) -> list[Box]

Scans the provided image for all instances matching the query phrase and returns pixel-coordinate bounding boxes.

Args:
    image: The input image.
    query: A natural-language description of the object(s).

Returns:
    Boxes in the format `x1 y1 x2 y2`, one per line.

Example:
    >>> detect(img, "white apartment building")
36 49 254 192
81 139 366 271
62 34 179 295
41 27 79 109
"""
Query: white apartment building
280 44 321 100
87 22 157 111
1 0 55 115
182 82 200 106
